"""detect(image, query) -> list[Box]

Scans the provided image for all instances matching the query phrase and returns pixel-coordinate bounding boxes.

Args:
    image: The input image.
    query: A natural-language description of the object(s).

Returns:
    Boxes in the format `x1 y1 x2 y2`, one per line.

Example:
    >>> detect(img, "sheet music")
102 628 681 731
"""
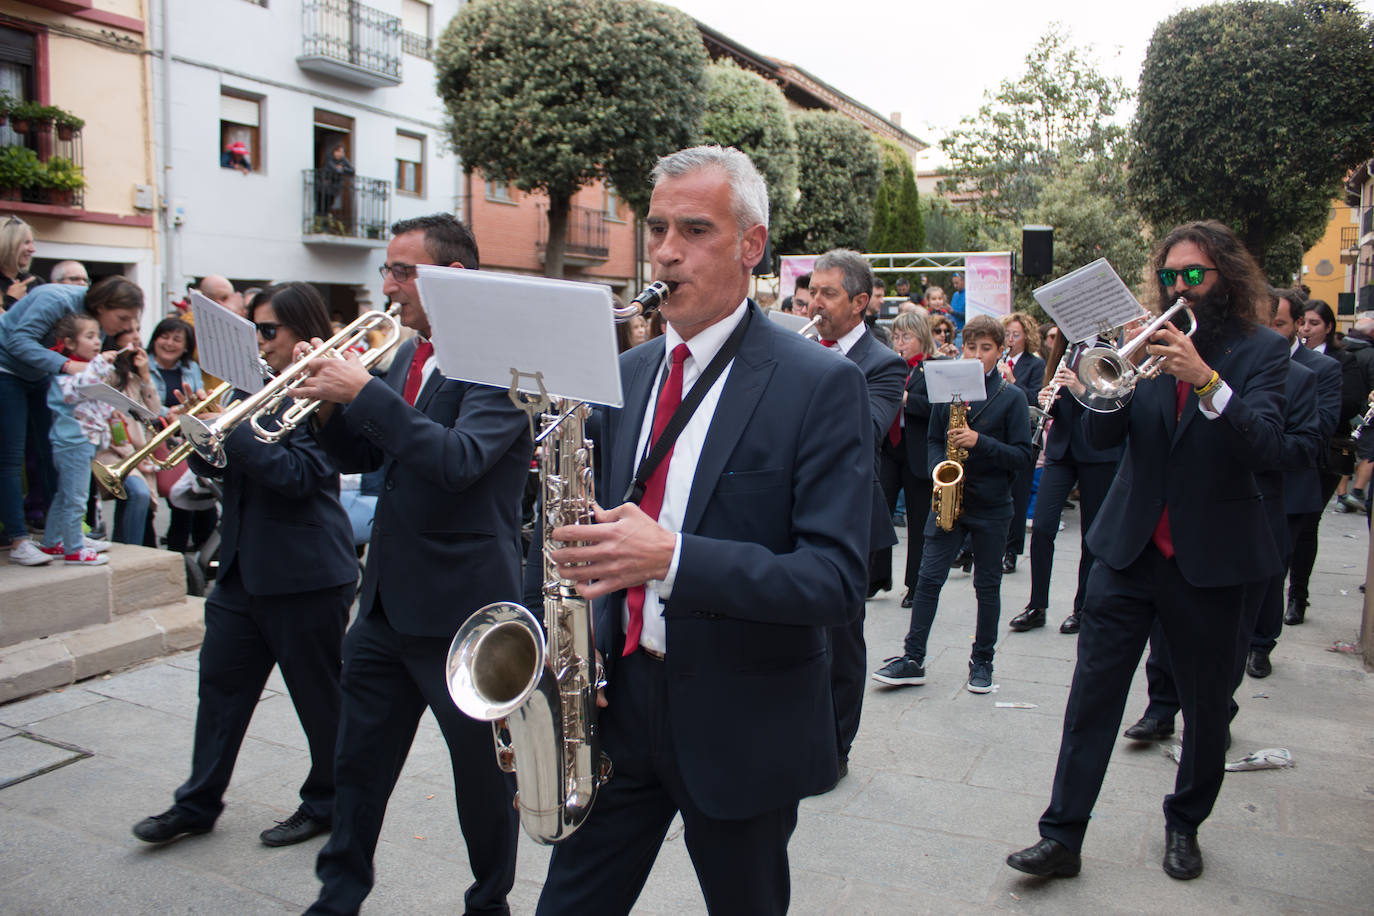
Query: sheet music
189 290 264 393
766 310 813 334
417 266 623 407
924 358 989 404
77 383 159 424
1032 258 1144 344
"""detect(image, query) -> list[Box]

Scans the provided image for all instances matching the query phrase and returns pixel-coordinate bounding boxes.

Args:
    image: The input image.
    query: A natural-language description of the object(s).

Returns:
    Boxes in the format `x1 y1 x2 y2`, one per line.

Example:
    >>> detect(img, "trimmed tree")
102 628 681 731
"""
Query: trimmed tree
697 60 799 229
776 111 881 255
435 0 707 277
1130 0 1374 280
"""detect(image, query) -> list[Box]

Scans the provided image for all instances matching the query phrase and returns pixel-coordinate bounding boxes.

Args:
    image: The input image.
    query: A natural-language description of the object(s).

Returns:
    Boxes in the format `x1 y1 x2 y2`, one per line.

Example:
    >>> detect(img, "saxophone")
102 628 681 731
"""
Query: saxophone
931 398 968 531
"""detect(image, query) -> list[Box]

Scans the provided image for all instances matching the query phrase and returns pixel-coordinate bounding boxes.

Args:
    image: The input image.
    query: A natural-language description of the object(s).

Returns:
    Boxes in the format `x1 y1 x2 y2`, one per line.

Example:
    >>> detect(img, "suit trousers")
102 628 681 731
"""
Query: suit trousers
537 651 799 916
309 602 518 916
1039 548 1245 852
828 602 865 761
1026 461 1115 611
173 568 351 824
1288 471 1340 605
1252 514 1305 652
870 441 904 589
901 471 932 589
1005 463 1034 556
904 511 1007 664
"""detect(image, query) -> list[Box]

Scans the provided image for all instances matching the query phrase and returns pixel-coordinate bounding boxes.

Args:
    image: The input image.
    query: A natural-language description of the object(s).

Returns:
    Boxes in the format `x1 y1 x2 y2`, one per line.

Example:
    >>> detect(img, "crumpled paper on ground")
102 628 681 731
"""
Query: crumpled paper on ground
1162 744 1294 771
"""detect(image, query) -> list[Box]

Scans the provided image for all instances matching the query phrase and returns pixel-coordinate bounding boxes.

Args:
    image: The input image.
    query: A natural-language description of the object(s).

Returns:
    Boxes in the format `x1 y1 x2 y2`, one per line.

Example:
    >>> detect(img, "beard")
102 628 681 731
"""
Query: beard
1175 283 1243 357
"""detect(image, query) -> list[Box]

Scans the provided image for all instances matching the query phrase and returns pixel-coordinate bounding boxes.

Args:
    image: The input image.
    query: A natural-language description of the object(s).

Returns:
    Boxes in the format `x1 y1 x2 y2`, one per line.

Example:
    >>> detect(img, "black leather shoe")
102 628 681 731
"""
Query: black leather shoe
1162 828 1203 879
1123 716 1174 741
900 588 913 608
1059 613 1081 634
1284 596 1306 625
1002 553 1017 574
132 808 214 844
260 807 330 847
1006 837 1081 877
951 549 973 573
1009 607 1046 632
867 579 892 599
1246 649 1271 679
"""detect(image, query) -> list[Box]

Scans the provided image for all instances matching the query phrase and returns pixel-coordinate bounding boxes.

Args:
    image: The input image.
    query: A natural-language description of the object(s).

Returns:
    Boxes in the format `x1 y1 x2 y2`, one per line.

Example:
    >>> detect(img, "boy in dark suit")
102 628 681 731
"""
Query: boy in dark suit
873 314 1033 693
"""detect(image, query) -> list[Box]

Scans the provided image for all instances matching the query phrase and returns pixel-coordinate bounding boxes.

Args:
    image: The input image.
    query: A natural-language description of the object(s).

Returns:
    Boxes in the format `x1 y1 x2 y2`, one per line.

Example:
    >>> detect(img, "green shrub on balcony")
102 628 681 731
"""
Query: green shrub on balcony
0 146 42 197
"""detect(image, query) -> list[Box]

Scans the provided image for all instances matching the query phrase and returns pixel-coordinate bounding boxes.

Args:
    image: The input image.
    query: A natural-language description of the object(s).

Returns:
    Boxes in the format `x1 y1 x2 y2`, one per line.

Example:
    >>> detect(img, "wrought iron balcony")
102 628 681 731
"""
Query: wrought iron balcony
536 204 611 265
298 0 402 88
0 121 84 209
402 30 432 60
302 169 390 246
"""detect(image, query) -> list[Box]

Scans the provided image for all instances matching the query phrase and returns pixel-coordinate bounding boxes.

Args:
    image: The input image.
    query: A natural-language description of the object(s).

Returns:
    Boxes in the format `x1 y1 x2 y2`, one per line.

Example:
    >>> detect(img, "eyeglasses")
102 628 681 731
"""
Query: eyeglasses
378 262 419 282
1157 266 1215 288
255 322 281 340
59 276 90 286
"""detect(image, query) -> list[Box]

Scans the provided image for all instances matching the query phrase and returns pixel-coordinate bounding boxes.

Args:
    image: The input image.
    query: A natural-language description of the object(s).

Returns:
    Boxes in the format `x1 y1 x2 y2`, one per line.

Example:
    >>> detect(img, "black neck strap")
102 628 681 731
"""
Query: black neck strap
625 307 752 505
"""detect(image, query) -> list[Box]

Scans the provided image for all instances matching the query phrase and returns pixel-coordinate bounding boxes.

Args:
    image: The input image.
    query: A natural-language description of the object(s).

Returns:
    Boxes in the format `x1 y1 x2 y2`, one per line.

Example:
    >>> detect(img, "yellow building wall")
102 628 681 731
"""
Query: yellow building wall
1301 201 1356 313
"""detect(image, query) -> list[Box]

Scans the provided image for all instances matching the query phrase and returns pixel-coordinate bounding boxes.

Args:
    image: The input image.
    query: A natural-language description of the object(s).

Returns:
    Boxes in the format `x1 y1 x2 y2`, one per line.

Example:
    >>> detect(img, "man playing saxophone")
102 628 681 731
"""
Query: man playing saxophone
872 314 1032 694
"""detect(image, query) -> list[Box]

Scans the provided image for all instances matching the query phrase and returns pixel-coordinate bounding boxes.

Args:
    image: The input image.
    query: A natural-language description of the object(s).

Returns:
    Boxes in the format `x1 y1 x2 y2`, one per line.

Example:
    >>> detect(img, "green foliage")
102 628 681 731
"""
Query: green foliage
0 146 42 189
940 25 1129 227
776 111 881 254
921 195 976 252
435 0 707 275
1130 0 1374 282
867 135 924 252
40 157 86 192
697 60 798 225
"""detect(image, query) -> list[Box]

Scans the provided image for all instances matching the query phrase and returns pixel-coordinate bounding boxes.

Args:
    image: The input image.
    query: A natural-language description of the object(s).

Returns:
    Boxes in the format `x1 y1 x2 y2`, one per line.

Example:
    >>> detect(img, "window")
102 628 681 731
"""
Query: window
485 178 514 203
220 91 262 173
603 182 624 222
401 0 432 59
396 131 424 196
0 26 36 150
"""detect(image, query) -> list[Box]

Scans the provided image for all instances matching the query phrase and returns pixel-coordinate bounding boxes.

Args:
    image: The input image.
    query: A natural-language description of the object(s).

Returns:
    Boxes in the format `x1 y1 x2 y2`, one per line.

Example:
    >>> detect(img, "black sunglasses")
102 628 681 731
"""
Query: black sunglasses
1157 266 1215 288
255 322 281 340
378 262 419 282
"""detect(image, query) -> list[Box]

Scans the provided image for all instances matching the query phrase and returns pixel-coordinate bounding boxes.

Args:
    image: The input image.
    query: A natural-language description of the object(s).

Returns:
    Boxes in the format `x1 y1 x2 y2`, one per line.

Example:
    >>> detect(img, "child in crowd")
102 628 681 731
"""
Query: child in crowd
41 312 117 565
872 314 1033 693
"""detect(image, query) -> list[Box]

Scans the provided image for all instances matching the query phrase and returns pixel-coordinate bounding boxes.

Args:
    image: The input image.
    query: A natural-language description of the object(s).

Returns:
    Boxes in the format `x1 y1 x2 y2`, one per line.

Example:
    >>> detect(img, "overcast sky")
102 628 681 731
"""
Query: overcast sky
664 0 1374 168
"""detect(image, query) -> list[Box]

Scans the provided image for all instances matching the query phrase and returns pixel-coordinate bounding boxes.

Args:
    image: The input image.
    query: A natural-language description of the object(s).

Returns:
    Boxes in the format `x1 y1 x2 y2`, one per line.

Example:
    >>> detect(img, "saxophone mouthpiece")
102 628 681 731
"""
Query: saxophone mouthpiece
631 281 671 316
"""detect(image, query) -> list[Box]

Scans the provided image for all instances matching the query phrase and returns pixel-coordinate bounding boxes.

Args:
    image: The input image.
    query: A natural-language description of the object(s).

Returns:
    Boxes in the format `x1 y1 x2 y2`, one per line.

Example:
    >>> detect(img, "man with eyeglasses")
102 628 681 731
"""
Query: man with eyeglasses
1007 220 1288 883
291 213 530 915
49 260 89 286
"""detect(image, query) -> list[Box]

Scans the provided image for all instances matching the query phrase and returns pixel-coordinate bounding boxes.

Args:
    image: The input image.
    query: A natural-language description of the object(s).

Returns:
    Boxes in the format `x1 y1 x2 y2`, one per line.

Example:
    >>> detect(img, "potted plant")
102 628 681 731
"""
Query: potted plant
0 145 41 199
38 156 85 206
54 109 84 141
9 100 45 135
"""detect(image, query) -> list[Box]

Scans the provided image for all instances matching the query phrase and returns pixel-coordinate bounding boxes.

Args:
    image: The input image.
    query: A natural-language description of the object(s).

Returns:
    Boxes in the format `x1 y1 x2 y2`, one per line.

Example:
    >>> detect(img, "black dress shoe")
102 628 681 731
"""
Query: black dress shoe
132 807 214 844
1246 649 1271 679
867 579 892 599
1162 828 1203 879
1123 716 1174 741
1009 607 1046 632
900 588 913 608
1284 596 1306 625
1059 613 1081 634
951 549 973 573
1001 553 1017 574
1006 837 1081 877
260 807 330 847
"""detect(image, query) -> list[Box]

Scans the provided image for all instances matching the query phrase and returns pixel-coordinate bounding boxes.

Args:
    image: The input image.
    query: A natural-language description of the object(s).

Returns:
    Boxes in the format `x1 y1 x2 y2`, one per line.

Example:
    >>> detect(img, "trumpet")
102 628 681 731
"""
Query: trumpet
90 382 233 499
179 304 402 466
797 314 822 340
1072 298 1197 413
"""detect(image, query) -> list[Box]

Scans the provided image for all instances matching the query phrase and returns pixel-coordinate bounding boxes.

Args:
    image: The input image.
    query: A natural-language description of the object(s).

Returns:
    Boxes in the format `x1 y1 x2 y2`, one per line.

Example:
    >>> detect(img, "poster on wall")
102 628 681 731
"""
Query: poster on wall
964 253 1013 320
779 255 819 298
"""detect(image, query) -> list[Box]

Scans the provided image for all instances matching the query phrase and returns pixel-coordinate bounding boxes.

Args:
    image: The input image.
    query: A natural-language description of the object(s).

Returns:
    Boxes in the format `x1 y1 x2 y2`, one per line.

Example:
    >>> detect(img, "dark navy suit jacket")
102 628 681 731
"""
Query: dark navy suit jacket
927 371 1033 519
1273 358 1322 519
1084 323 1289 588
595 303 871 820
1043 389 1123 466
838 328 906 552
903 358 935 479
189 416 355 596
314 336 533 639
1010 351 1045 399
1292 343 1342 440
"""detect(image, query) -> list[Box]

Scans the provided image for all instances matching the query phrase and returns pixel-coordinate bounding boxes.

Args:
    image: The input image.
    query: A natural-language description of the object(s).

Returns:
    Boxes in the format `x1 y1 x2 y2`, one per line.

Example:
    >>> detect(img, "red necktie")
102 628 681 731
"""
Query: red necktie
820 339 837 348
624 343 691 655
1150 380 1191 559
403 340 434 406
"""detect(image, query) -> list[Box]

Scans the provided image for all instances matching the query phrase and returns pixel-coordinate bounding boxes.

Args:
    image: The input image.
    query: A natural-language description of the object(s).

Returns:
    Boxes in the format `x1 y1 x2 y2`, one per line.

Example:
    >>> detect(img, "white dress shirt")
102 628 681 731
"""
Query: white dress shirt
827 320 867 357
623 299 747 655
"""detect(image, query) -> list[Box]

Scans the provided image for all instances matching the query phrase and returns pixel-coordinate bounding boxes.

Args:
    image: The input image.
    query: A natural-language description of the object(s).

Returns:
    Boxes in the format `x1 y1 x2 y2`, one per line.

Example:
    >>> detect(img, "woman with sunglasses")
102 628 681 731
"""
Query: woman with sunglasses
134 281 356 849
0 214 41 310
930 313 959 358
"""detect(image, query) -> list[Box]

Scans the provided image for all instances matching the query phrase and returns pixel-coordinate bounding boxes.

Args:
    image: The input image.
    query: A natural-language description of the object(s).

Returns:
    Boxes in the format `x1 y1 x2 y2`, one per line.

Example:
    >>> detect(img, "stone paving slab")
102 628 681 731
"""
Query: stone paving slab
0 506 1370 914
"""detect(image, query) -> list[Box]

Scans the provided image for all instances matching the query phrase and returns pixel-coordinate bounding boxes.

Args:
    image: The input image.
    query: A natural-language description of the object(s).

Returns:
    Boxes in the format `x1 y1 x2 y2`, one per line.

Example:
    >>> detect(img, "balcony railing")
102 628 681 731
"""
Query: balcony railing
302 169 390 244
536 204 610 263
298 0 402 88
0 121 85 209
402 30 432 60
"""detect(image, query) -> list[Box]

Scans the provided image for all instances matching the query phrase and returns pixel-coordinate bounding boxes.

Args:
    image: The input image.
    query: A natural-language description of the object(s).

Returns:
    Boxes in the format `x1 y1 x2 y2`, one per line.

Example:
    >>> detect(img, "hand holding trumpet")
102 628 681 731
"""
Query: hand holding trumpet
289 338 373 405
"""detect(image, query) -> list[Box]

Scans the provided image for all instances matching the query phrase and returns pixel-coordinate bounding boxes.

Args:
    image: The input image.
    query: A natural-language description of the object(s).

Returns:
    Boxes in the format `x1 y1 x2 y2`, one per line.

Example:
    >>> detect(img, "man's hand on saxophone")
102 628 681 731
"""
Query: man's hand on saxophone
948 425 979 450
550 501 676 601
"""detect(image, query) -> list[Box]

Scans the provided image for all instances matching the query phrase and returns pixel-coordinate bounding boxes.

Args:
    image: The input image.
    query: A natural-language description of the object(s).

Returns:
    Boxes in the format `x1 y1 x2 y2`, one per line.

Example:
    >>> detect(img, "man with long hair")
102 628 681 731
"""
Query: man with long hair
1006 220 1288 882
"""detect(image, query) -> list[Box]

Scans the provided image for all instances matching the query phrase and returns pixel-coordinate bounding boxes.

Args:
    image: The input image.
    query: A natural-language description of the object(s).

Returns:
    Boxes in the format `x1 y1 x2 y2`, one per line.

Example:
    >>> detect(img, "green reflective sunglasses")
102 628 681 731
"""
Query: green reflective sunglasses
1157 266 1215 287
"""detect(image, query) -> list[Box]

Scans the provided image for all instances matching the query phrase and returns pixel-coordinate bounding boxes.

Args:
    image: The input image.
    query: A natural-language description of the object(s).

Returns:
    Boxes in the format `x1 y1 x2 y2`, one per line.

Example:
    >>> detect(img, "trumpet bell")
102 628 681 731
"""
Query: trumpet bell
178 414 227 468
90 457 128 500
1072 347 1137 413
446 602 547 722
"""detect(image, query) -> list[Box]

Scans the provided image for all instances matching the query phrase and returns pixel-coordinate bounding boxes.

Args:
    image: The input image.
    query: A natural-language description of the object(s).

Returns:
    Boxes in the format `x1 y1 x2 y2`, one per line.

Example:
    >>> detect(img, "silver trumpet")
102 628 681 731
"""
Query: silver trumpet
797 314 823 340
1072 297 1197 413
179 304 402 466
1354 401 1374 440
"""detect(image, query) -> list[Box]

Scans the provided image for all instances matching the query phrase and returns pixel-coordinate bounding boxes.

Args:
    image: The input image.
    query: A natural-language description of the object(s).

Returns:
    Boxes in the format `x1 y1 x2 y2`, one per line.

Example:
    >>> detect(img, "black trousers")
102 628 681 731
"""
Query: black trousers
309 602 518 916
1039 548 1245 852
1026 460 1116 611
870 439 904 589
1288 471 1340 606
1251 513 1304 653
537 651 798 916
828 601 865 761
1005 463 1035 556
904 511 1008 664
902 472 933 589
172 568 351 825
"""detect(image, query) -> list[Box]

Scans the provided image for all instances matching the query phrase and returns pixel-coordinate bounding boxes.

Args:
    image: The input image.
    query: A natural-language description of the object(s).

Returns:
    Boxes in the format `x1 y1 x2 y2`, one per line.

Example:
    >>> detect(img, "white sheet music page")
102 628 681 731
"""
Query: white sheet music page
924 358 989 404
417 266 623 407
1032 258 1145 344
188 291 264 393
77 383 159 423
767 310 813 334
